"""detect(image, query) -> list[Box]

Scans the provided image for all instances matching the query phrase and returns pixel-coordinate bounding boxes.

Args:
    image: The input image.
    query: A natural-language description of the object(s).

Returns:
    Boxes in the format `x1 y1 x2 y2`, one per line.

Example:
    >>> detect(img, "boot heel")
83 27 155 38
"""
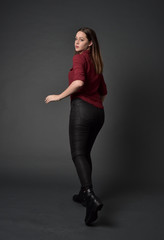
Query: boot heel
96 203 103 211
72 188 87 207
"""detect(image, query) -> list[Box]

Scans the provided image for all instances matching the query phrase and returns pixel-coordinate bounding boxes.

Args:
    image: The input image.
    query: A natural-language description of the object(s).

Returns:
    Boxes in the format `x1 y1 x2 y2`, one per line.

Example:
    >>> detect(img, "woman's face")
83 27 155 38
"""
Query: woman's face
74 31 92 53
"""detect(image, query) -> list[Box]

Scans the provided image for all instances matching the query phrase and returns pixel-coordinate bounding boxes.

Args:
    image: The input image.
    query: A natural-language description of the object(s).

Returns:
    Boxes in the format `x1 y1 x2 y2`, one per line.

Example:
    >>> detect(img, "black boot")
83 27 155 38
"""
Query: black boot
72 187 87 207
84 188 103 226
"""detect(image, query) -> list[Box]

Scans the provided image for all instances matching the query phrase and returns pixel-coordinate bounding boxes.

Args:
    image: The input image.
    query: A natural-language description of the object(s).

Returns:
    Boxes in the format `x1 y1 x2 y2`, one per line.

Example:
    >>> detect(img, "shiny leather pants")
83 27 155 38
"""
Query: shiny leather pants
69 98 105 189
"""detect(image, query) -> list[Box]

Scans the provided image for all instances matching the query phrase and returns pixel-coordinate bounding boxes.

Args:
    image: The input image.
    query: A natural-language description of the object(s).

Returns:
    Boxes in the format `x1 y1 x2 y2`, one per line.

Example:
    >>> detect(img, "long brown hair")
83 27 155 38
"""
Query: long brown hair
74 27 103 74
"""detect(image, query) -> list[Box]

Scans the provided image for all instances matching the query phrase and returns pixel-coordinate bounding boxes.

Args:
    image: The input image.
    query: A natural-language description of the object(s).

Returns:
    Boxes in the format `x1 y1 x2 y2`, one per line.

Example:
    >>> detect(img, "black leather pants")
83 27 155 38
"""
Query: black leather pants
69 98 105 189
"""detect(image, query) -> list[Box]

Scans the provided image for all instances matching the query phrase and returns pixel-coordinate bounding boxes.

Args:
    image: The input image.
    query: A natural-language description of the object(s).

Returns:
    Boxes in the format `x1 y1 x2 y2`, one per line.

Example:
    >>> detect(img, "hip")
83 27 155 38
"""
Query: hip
70 98 105 125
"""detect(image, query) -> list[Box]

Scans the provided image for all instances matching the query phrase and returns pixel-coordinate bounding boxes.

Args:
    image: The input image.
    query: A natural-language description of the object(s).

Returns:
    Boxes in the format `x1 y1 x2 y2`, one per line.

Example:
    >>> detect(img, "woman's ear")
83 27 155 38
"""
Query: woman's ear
89 41 93 47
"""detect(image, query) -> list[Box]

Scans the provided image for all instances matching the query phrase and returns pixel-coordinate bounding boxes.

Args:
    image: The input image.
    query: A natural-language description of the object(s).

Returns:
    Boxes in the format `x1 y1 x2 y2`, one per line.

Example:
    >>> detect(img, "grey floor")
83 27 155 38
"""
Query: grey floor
0 176 164 240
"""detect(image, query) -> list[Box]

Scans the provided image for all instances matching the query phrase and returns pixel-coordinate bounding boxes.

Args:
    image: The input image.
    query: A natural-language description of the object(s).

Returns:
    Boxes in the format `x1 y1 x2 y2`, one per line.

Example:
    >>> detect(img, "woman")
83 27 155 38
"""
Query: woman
44 27 107 226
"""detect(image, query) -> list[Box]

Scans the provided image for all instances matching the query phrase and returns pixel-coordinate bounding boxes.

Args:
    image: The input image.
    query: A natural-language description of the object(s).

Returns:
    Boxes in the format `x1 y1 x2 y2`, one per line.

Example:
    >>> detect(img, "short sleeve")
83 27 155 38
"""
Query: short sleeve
72 54 86 82
99 74 107 95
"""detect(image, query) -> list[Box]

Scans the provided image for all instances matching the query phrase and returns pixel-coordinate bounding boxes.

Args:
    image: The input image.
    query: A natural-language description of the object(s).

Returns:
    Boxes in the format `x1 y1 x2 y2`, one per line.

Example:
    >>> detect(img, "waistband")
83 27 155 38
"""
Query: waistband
71 97 104 111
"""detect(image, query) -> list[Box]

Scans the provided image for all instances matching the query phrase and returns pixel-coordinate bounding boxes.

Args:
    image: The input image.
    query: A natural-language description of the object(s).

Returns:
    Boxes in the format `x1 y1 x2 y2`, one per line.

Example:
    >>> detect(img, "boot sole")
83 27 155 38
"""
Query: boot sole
85 203 103 225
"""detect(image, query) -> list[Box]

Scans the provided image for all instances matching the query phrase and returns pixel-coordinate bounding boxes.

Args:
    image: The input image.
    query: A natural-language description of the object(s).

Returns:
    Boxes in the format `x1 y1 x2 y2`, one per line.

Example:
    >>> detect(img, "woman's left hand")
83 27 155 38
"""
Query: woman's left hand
44 94 61 104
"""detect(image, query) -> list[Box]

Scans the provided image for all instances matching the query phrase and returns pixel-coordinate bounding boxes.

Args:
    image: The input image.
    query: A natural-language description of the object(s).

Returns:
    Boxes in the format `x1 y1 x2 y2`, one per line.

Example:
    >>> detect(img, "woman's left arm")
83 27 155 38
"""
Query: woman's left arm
44 80 84 104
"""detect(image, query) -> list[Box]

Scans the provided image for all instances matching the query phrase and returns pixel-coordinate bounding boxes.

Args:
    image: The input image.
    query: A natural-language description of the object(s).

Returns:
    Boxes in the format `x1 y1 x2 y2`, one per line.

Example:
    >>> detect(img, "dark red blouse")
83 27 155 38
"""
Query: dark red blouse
68 49 107 108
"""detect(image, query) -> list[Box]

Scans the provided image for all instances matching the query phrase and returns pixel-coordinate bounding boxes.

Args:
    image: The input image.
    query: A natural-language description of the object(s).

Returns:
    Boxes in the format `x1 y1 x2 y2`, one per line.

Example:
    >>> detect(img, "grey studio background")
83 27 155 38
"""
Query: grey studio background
0 0 164 240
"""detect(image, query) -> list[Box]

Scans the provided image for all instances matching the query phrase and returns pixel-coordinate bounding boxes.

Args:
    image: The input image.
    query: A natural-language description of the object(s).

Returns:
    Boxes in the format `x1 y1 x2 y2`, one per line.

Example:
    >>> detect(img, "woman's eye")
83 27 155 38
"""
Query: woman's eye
75 38 84 41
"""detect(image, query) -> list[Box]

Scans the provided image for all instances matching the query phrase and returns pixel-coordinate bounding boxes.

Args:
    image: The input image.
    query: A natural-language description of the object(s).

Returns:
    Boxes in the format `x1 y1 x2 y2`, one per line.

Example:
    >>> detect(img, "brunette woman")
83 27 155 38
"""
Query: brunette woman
45 27 107 226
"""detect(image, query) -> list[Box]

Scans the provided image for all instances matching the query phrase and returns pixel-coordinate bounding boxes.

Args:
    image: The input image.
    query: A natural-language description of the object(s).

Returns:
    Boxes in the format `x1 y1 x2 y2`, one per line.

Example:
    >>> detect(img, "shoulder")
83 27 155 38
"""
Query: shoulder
73 53 86 64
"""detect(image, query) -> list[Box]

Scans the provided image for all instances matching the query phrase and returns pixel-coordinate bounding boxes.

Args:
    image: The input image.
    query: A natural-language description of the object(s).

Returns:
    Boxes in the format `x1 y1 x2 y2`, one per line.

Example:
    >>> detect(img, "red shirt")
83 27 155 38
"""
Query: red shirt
68 49 107 108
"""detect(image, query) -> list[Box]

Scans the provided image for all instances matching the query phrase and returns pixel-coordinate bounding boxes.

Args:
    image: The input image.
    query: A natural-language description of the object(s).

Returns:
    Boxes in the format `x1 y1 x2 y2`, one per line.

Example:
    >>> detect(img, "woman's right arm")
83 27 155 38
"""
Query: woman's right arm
99 73 107 103
100 95 106 103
